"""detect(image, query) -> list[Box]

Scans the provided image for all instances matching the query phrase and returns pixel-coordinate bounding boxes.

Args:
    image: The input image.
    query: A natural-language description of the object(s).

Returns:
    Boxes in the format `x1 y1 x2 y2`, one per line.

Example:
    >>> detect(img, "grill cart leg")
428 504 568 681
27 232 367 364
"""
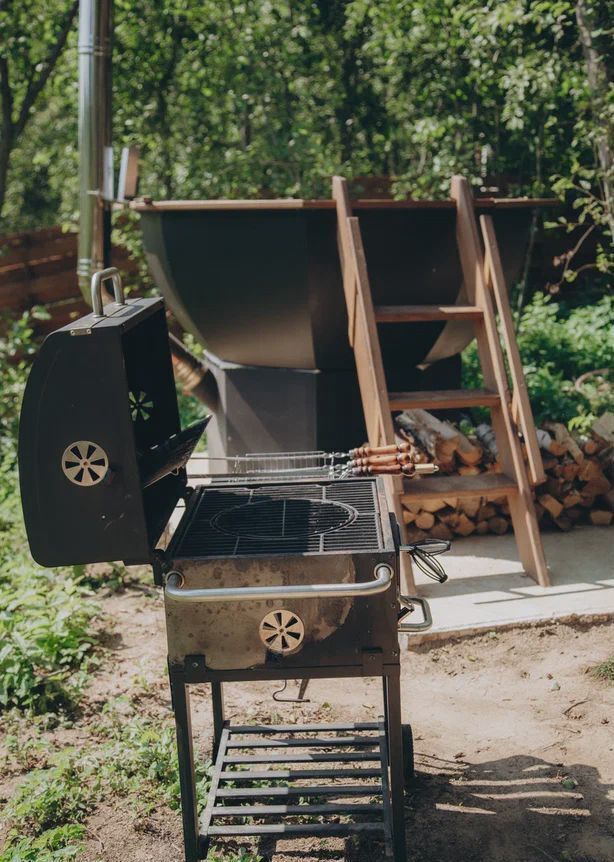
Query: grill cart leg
211 682 225 759
169 666 201 862
384 670 407 862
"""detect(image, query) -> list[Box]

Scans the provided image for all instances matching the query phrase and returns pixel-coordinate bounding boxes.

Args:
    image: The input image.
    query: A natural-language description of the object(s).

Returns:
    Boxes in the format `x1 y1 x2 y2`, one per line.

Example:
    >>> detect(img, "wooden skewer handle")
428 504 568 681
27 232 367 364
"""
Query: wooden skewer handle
350 442 412 458
351 452 413 467
413 463 439 475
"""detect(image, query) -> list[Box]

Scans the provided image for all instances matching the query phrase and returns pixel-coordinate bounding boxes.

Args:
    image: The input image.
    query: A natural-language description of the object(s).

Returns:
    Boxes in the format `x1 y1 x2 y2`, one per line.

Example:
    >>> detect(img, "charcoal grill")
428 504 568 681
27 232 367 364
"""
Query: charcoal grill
19 269 445 862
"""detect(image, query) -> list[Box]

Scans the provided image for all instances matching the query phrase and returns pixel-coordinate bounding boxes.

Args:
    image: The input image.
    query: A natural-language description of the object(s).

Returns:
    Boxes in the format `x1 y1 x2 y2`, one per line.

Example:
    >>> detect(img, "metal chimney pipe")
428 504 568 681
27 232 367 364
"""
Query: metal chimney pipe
77 0 113 299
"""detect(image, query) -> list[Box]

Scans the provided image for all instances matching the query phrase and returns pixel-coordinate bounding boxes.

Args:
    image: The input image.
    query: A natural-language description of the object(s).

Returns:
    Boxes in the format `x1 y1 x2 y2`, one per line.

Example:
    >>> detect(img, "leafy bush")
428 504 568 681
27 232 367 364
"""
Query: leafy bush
0 825 85 862
3 759 94 836
463 293 614 427
0 313 98 713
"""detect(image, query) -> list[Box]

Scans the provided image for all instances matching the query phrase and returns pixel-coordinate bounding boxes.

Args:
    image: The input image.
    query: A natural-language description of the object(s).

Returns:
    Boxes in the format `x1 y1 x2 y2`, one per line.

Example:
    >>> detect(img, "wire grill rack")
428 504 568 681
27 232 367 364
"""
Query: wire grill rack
190 450 355 484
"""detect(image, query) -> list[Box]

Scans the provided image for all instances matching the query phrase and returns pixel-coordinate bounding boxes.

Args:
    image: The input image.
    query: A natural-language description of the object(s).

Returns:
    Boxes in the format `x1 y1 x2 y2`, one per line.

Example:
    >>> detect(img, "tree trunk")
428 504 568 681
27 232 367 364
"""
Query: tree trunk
0 137 11 221
576 0 614 242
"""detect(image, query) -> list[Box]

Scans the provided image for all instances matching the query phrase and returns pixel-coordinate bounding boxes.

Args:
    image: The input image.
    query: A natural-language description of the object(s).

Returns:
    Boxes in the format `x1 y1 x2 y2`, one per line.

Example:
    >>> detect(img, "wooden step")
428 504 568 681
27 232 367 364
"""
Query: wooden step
402 473 518 502
375 304 483 322
389 388 500 411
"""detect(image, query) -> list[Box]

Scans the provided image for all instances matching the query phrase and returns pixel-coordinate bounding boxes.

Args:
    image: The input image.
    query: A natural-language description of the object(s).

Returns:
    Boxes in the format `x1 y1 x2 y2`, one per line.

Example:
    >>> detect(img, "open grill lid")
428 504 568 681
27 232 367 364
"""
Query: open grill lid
19 284 208 568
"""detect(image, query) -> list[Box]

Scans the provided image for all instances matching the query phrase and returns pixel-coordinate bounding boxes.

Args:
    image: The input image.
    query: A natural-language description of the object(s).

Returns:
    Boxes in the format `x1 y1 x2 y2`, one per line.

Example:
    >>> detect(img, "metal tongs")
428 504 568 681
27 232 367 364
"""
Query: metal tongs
397 539 451 633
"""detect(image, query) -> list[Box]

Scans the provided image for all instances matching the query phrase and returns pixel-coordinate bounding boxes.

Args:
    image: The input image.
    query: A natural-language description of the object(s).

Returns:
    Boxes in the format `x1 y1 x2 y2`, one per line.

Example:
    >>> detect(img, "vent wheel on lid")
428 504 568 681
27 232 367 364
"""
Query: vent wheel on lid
259 609 305 655
61 441 109 486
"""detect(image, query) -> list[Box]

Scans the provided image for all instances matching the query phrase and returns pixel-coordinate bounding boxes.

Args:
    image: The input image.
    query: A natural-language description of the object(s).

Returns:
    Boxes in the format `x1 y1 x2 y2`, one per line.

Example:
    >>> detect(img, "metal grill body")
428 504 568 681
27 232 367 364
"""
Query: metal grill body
165 479 399 670
19 292 416 862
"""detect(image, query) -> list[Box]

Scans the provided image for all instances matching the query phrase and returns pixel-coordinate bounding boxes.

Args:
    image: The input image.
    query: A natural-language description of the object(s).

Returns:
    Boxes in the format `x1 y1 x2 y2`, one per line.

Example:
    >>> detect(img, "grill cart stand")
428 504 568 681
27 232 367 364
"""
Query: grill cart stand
169 661 408 862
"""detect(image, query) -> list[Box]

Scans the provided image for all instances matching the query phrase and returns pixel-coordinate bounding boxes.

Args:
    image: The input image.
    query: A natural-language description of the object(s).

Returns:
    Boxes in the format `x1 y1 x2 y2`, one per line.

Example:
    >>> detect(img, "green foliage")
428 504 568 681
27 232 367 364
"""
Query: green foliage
591 656 614 683
4 758 94 837
0 701 212 857
0 825 85 862
462 293 614 426
91 697 212 811
0 312 98 713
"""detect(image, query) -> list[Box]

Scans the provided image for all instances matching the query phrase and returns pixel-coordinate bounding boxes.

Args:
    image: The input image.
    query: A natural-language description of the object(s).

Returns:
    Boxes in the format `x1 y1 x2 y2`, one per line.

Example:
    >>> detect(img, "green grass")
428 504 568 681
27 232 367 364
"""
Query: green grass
590 657 614 682
0 826 86 862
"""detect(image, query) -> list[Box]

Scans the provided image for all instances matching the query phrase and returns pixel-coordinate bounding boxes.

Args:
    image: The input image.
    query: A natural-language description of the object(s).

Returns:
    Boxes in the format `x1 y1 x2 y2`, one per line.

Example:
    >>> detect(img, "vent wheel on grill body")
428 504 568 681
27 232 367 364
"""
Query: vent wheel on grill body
61 441 109 487
259 609 305 655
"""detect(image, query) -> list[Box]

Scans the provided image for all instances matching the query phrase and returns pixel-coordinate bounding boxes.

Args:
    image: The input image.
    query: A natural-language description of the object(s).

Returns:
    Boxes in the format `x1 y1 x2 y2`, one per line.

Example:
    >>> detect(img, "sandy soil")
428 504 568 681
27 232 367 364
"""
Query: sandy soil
5 586 614 862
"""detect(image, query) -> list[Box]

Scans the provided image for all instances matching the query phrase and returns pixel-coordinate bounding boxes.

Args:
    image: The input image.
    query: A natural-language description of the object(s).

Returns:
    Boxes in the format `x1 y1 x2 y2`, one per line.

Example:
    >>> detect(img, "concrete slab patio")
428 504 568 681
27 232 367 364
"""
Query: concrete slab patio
413 525 614 640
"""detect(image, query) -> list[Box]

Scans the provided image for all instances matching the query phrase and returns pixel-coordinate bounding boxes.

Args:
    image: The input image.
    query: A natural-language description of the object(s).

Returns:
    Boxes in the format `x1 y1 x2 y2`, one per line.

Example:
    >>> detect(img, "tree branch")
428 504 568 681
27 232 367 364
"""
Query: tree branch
14 0 79 139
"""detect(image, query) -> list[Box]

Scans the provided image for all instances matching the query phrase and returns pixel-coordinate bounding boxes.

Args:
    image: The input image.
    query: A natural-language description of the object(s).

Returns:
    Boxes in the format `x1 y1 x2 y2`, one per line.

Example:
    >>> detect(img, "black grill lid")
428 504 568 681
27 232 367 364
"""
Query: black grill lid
169 479 384 558
19 296 207 567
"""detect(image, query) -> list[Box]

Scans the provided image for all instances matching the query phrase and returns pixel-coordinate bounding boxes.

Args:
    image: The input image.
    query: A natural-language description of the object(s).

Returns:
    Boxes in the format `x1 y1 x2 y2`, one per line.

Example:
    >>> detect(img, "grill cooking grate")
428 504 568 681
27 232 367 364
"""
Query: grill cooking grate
173 480 384 557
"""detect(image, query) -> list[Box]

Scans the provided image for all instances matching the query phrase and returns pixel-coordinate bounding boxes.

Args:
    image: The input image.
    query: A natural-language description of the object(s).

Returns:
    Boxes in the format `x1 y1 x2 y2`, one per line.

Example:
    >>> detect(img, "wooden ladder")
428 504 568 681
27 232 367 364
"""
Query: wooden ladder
332 174 550 588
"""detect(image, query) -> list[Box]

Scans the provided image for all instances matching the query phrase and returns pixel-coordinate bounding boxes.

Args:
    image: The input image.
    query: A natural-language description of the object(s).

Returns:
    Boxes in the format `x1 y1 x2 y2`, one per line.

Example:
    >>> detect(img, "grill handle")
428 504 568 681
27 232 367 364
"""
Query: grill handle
398 595 433 632
91 267 126 317
164 564 393 603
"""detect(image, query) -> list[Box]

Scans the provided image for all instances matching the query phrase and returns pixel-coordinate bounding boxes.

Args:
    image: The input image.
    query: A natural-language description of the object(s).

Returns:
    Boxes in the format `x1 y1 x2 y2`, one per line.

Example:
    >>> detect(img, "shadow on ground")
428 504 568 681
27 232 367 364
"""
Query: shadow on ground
254 752 614 862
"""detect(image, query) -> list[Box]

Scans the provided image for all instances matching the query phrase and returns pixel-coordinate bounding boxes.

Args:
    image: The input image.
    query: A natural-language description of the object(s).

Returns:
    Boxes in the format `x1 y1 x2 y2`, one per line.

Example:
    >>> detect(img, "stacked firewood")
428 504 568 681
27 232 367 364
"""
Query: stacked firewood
395 409 614 541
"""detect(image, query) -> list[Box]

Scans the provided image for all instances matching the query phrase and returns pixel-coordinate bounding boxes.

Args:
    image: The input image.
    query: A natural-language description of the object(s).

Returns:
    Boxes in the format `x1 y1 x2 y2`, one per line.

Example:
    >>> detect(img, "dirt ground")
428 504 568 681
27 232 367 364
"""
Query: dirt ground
7 586 614 862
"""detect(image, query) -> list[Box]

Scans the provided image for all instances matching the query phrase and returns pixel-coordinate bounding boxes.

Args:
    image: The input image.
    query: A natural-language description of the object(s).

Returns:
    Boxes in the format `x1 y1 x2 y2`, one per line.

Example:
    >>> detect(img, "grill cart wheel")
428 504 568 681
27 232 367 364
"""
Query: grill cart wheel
402 723 415 789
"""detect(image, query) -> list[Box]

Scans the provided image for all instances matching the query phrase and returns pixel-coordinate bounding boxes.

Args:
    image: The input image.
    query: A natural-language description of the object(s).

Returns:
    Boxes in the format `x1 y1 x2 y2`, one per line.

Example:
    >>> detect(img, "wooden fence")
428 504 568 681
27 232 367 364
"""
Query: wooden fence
0 226 135 333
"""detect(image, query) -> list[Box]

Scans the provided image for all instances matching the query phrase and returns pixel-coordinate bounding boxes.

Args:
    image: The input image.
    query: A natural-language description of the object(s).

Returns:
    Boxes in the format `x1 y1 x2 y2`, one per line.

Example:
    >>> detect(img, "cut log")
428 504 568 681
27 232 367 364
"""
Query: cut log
599 446 614 481
476 520 490 535
458 464 481 477
590 510 613 526
544 422 584 464
419 498 448 513
443 498 458 509
560 461 581 482
402 510 417 525
545 477 567 499
430 521 454 541
566 506 583 522
600 488 614 511
404 526 429 543
582 476 611 497
578 458 606 483
536 428 567 457
562 490 582 508
592 412 614 446
396 409 460 460
578 494 596 509
541 454 560 471
456 433 483 466
476 423 498 461
533 502 546 523
538 494 564 519
401 497 423 515
415 511 436 530
437 507 460 528
583 438 601 456
459 497 481 518
488 516 509 535
554 514 573 532
477 503 497 522
453 513 476 537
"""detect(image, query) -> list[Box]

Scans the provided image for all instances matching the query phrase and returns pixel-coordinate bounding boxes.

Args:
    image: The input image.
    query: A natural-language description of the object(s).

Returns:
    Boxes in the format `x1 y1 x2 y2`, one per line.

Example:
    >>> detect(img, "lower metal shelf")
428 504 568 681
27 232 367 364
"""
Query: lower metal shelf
200 720 393 854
